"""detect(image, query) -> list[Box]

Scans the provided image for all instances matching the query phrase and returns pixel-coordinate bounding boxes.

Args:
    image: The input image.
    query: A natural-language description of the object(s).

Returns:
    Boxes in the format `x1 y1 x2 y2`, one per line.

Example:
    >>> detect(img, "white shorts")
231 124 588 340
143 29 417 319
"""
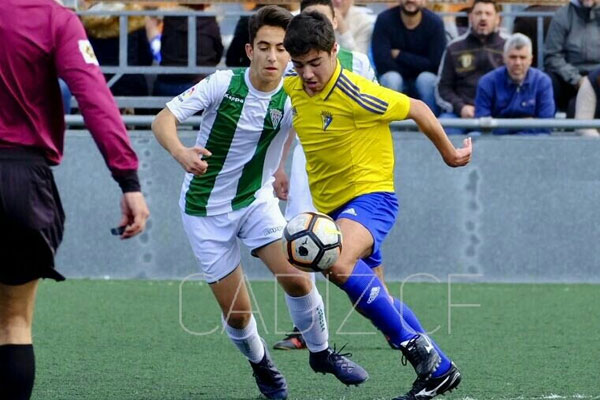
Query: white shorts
284 141 317 220
181 195 286 283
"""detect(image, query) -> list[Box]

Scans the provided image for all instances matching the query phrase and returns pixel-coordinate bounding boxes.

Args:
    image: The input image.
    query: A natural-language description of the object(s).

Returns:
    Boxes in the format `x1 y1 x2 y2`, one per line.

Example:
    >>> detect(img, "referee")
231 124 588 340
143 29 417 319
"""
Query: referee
0 0 149 398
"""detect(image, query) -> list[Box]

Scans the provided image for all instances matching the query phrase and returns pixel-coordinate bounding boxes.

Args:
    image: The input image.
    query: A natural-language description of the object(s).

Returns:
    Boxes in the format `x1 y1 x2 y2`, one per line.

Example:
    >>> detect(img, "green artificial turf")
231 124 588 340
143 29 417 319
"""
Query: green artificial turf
32 280 600 399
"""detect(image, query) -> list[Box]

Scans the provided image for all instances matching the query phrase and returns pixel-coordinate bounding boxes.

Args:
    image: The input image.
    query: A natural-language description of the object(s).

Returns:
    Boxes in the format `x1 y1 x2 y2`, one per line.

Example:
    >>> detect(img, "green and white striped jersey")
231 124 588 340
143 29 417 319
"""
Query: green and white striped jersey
336 47 376 82
167 68 293 217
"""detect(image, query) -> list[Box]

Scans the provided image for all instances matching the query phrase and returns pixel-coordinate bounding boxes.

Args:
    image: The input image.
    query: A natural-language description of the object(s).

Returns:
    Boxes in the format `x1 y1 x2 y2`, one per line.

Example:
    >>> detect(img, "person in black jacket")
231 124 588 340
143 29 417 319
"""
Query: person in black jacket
435 0 505 134
225 5 264 67
153 4 224 96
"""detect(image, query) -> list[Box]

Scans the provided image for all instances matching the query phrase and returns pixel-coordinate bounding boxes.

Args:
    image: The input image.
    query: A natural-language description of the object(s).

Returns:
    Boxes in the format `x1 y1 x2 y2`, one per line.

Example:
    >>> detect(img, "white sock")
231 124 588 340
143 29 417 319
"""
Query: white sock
223 315 265 364
285 284 329 353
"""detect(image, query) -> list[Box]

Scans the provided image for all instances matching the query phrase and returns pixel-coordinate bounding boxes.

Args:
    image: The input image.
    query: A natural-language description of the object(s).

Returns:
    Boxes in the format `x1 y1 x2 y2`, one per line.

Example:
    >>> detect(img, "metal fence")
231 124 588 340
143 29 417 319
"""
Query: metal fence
78 8 556 80
71 8 600 133
65 115 600 132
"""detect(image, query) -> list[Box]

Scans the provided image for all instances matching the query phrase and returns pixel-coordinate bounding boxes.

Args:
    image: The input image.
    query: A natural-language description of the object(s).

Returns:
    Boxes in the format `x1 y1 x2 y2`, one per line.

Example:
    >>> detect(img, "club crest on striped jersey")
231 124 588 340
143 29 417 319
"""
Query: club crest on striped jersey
270 109 283 128
321 111 333 131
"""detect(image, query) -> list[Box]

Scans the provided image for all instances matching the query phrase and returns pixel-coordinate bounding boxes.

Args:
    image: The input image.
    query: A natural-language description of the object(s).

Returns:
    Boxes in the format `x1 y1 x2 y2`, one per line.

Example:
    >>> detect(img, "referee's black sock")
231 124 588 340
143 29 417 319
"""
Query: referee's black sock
0 344 35 400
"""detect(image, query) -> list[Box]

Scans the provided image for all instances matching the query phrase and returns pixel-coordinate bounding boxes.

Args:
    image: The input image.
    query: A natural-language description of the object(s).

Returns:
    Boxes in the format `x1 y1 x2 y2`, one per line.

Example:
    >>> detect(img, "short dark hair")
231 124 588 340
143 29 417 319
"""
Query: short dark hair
470 0 501 13
248 5 293 46
300 0 335 17
283 11 335 58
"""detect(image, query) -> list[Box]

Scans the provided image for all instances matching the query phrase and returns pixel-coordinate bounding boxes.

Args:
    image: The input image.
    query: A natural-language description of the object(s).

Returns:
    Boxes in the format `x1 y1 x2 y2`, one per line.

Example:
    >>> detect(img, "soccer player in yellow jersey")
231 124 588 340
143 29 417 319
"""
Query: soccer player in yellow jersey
283 11 472 400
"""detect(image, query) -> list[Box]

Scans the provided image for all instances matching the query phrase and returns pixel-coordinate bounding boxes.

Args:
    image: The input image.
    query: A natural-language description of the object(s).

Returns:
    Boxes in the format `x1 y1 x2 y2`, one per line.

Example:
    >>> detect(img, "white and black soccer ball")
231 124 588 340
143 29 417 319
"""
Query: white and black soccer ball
282 212 342 272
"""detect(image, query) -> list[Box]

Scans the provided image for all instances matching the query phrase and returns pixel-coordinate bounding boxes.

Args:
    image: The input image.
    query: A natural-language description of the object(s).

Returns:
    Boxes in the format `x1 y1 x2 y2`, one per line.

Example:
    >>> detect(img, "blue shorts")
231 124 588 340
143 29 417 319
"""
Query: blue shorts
328 192 398 268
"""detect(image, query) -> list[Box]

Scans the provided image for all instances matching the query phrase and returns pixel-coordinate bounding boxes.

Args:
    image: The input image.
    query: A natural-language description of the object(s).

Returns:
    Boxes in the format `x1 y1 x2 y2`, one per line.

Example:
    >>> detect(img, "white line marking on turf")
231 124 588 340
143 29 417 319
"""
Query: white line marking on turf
456 396 600 400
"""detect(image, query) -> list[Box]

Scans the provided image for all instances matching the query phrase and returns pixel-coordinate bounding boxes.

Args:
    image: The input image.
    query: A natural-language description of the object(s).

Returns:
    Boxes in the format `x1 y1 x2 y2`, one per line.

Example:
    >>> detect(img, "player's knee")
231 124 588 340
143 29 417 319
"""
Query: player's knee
223 312 252 329
325 259 359 285
277 274 312 297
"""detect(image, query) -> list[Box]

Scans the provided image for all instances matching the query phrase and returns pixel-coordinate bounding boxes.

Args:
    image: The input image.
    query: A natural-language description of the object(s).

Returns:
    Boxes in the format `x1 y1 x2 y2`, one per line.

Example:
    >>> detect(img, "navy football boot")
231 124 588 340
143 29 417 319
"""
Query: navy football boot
309 344 369 386
249 341 288 399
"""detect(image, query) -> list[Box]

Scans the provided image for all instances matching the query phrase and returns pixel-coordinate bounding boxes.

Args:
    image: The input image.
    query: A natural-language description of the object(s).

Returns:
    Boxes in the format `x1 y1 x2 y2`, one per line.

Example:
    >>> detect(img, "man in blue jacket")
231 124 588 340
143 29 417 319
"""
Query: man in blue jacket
475 33 555 135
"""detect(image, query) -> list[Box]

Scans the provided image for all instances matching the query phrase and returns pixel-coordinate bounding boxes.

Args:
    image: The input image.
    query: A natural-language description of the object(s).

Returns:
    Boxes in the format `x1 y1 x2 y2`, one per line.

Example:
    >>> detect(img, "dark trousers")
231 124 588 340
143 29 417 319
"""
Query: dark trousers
548 71 578 117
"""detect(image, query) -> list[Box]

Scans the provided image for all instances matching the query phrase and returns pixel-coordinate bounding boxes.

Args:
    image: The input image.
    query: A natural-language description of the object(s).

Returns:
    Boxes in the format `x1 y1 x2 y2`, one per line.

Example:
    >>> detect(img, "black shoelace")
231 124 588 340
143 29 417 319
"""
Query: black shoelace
400 335 419 367
329 343 353 362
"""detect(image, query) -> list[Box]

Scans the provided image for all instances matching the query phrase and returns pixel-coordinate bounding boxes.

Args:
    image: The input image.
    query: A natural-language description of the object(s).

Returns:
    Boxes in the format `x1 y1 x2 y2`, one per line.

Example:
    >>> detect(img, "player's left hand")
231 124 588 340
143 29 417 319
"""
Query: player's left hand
117 192 150 239
273 166 289 200
445 137 472 167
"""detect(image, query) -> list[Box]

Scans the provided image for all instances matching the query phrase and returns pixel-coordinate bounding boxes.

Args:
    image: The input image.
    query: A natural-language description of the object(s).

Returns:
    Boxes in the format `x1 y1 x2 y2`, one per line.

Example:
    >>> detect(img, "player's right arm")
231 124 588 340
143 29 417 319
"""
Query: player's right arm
153 71 229 175
152 108 212 175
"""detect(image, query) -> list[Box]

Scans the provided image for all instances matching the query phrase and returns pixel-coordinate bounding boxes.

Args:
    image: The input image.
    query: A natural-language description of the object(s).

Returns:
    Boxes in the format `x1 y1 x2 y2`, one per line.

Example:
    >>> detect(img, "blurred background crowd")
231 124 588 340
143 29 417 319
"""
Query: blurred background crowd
59 0 600 135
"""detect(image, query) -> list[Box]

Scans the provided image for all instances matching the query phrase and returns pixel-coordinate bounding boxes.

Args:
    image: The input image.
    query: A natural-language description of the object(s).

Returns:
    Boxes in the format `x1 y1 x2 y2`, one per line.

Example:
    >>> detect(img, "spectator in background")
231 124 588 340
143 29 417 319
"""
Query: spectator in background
153 4 223 96
475 33 555 135
544 0 600 117
81 2 154 97
436 0 505 134
575 67 600 136
331 0 375 55
225 5 263 67
145 15 163 64
371 0 446 114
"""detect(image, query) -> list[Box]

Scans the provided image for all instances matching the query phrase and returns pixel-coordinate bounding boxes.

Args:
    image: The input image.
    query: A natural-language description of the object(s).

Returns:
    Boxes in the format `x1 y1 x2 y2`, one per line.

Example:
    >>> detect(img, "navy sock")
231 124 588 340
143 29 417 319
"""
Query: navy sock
392 297 452 377
0 344 35 400
340 260 416 345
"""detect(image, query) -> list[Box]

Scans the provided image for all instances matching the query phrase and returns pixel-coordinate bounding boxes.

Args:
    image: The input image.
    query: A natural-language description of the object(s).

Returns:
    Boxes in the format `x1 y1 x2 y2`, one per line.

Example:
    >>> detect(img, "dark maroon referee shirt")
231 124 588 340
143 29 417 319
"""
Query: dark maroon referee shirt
0 0 139 186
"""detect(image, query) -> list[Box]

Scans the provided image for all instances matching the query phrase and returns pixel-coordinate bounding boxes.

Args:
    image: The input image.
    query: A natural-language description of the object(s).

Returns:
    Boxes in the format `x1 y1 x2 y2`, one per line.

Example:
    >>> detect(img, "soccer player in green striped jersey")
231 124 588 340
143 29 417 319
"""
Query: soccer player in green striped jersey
151 6 367 399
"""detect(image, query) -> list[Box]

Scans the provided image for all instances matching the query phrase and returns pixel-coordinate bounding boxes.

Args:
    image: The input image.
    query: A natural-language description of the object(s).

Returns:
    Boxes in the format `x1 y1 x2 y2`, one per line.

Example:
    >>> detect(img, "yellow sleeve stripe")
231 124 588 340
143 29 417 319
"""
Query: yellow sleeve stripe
336 76 388 115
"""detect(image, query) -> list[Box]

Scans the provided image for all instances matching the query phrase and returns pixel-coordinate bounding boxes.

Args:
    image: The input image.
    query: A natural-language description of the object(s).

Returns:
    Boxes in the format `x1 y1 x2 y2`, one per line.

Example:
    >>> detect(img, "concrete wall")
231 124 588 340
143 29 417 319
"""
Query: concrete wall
53 131 600 283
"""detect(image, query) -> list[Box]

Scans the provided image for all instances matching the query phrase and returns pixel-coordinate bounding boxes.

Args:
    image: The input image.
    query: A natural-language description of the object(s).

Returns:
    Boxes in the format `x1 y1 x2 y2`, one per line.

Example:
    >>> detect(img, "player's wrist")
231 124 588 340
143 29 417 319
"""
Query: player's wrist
112 170 141 193
171 145 188 162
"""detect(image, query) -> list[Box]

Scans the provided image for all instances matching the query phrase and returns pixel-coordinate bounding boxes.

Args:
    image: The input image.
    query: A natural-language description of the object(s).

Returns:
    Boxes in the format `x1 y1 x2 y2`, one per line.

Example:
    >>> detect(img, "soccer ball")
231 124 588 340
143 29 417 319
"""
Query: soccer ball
282 212 343 272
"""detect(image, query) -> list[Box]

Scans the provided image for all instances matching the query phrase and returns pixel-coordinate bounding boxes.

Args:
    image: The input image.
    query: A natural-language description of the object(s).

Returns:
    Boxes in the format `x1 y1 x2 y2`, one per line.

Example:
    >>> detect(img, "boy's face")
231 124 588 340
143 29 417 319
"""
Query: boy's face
291 47 338 96
246 25 290 84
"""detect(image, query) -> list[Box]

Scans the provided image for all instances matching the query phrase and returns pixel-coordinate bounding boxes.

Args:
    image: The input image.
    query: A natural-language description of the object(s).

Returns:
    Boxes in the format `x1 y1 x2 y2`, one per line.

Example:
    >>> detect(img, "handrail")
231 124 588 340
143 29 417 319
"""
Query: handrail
64 115 600 130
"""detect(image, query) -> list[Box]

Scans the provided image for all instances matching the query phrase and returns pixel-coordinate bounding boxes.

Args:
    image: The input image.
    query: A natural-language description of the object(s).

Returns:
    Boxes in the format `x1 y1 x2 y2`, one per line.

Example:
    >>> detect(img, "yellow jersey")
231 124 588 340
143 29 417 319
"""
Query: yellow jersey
283 61 411 213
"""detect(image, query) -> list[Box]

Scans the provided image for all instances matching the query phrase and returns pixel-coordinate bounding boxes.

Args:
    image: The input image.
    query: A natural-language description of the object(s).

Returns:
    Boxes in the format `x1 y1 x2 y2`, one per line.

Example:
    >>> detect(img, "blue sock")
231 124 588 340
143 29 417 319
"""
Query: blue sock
392 297 452 377
340 260 416 345
392 297 425 333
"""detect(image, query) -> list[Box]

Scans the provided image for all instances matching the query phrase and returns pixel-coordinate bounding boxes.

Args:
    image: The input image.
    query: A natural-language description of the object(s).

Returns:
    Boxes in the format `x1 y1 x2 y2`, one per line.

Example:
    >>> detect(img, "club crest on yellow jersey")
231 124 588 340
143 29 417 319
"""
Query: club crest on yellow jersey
321 111 333 131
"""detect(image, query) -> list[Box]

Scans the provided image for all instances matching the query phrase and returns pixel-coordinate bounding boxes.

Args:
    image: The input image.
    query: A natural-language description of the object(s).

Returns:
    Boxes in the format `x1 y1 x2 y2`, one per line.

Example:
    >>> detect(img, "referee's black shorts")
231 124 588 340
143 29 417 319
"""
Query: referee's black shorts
0 147 66 285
